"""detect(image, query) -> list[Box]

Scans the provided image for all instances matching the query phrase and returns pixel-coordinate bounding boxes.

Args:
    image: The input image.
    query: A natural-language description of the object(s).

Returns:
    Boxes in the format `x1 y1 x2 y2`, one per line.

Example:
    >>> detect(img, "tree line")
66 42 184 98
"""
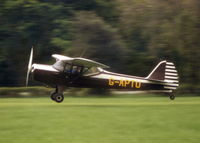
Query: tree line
0 0 199 93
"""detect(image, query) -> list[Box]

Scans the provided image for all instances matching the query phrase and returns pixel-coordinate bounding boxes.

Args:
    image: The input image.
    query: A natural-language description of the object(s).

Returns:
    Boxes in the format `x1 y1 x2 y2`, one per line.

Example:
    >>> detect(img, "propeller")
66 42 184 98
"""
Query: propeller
26 47 33 86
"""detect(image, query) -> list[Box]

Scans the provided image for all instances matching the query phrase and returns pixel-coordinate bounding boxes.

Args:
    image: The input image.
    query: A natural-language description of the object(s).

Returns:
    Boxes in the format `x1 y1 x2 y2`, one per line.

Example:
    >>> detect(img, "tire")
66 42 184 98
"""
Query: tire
169 95 175 100
50 91 56 101
54 93 64 103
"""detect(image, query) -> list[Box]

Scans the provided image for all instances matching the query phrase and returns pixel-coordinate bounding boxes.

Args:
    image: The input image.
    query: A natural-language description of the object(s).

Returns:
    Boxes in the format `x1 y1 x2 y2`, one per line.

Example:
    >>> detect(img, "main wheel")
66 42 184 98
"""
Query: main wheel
54 93 64 103
169 94 175 100
50 91 56 101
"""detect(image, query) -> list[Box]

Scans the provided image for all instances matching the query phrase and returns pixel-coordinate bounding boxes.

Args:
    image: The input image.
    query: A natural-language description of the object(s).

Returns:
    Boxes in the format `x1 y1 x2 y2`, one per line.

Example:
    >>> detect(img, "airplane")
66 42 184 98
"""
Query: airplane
26 48 179 103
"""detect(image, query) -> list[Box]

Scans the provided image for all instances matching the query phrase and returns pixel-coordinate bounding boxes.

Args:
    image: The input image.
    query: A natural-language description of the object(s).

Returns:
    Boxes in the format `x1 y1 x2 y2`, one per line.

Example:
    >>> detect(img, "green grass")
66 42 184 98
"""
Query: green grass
0 96 200 143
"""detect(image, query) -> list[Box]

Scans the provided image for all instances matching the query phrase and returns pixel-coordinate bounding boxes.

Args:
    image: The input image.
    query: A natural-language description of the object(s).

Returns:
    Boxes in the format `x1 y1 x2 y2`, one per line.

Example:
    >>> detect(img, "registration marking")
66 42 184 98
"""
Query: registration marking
108 79 141 88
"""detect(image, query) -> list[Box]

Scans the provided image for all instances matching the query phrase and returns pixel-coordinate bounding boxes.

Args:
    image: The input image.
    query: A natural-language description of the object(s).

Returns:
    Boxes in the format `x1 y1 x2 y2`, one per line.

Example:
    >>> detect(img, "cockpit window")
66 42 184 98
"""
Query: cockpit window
83 67 100 76
64 63 71 73
54 61 101 76
71 66 83 74
53 61 65 71
64 64 83 75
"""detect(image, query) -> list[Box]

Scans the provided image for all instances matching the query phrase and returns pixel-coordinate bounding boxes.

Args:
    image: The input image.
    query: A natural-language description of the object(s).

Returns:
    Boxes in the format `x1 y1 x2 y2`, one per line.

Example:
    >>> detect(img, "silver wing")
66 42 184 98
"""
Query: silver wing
52 54 109 69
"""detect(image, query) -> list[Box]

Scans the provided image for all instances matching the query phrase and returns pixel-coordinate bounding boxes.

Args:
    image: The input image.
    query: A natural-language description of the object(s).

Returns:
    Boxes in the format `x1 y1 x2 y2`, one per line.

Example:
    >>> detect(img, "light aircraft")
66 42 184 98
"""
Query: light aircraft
26 48 179 103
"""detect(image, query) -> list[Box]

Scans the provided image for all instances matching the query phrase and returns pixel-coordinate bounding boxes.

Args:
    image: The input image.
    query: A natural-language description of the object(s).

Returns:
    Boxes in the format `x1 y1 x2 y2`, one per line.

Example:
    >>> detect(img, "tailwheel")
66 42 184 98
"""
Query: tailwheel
169 94 175 100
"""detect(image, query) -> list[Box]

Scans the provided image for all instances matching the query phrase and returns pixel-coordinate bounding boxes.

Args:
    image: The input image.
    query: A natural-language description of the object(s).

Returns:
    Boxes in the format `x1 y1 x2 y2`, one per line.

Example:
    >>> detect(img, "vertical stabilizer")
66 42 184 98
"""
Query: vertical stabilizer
145 61 166 81
145 61 179 90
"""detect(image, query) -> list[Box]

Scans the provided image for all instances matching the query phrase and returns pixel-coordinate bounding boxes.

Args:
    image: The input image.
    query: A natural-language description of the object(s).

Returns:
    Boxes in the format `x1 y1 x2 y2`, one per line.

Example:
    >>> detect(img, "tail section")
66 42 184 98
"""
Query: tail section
146 60 179 90
145 61 166 81
164 62 179 90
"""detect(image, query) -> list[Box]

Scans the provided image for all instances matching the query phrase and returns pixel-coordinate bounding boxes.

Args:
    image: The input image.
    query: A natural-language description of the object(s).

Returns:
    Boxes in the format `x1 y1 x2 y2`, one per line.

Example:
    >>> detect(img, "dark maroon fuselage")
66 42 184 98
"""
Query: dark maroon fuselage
33 67 169 92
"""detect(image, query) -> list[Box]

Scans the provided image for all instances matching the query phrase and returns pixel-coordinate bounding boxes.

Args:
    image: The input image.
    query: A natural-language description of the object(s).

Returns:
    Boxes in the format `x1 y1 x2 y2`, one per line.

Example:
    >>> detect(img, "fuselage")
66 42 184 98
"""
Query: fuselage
32 64 172 93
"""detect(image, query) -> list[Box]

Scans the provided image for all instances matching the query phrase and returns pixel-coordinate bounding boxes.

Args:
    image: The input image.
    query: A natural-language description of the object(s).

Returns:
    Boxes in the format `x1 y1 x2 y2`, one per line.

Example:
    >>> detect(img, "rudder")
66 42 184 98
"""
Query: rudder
145 60 179 90
164 61 179 90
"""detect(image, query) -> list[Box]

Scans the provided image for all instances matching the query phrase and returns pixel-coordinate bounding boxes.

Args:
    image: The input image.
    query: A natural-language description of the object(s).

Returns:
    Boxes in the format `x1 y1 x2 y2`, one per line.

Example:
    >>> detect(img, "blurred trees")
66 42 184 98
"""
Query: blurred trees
0 0 72 85
70 11 125 70
0 0 199 93
117 0 200 92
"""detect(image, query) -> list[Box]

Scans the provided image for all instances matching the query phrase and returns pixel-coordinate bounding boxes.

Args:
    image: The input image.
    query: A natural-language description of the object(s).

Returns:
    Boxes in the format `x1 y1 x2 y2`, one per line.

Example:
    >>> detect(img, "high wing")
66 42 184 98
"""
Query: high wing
52 54 109 68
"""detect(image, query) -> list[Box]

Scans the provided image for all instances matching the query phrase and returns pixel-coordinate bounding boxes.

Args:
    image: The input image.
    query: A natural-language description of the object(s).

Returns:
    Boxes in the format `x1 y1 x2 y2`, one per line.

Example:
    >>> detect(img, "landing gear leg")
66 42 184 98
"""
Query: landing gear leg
169 94 175 100
50 86 65 103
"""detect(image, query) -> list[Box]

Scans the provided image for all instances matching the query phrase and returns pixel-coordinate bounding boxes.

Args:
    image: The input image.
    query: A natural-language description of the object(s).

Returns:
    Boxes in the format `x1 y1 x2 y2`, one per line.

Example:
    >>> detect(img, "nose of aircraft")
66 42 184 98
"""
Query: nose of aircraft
31 64 59 72
31 63 61 85
31 64 38 72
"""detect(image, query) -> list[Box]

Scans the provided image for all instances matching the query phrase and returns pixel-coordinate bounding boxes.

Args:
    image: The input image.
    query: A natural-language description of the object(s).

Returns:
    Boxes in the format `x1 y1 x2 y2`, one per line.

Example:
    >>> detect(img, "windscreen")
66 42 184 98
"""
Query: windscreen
52 61 65 71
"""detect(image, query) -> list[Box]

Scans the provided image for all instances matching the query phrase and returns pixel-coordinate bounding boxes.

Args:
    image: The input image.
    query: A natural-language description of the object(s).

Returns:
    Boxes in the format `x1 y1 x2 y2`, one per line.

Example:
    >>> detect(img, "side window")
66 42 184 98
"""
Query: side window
64 63 72 73
83 67 100 76
72 66 78 74
64 64 83 75
71 66 83 74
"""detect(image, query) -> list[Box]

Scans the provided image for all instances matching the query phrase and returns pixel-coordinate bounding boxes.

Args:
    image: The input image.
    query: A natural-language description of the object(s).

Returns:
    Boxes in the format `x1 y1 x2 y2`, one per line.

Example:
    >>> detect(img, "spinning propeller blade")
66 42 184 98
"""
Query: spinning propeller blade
26 47 33 86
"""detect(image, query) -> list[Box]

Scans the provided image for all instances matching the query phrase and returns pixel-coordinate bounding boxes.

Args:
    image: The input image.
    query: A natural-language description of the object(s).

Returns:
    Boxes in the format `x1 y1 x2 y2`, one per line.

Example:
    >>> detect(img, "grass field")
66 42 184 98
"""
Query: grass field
0 95 200 143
